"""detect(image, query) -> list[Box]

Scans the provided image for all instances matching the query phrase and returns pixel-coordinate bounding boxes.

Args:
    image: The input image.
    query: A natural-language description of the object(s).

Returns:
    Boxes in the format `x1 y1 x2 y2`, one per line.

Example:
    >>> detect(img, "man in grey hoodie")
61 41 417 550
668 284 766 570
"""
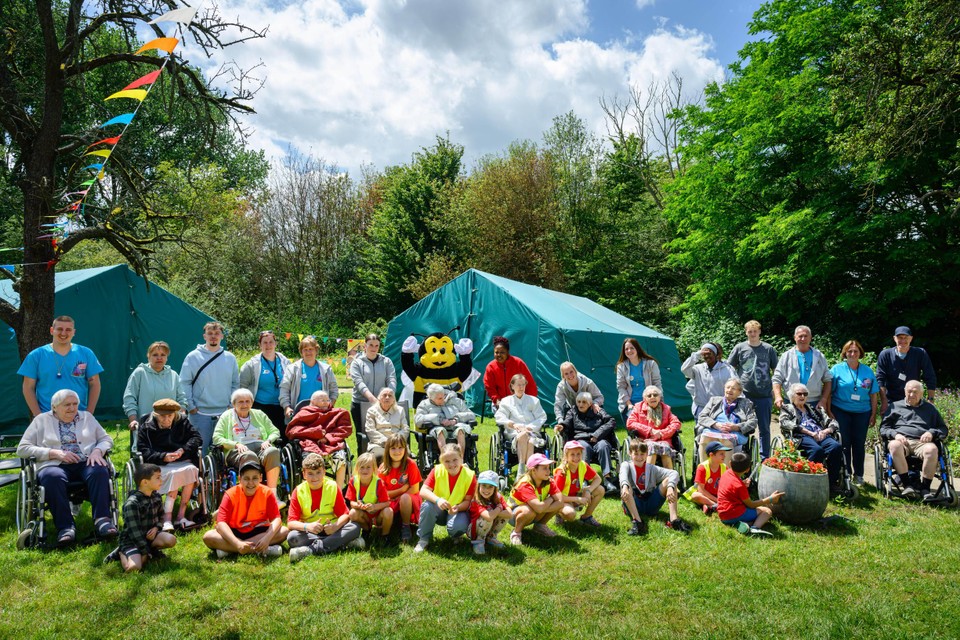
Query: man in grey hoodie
179 322 239 454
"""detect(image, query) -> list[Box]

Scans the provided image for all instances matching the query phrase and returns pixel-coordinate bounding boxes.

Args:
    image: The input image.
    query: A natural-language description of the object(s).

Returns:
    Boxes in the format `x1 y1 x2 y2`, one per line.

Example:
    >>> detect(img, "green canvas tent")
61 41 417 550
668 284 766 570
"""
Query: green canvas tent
0 265 213 432
384 269 691 423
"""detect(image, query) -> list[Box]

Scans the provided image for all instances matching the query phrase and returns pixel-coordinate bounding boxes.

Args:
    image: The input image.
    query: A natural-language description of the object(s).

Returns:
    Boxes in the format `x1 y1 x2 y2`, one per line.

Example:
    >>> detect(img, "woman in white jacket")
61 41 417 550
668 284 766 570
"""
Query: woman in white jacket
495 374 547 471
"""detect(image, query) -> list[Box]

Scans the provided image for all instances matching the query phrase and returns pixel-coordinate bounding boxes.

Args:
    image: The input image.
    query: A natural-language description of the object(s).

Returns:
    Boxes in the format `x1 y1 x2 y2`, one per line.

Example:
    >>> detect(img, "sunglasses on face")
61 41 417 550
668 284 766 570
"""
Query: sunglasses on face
796 392 808 397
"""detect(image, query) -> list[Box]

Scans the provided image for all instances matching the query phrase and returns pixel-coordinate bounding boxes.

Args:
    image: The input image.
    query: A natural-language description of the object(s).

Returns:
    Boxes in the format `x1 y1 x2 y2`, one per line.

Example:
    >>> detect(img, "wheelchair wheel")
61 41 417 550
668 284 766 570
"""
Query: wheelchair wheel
16 468 35 537
488 431 501 476
690 440 701 488
203 453 220 510
550 429 564 466
873 442 888 498
121 459 136 505
771 436 784 451
675 448 687 494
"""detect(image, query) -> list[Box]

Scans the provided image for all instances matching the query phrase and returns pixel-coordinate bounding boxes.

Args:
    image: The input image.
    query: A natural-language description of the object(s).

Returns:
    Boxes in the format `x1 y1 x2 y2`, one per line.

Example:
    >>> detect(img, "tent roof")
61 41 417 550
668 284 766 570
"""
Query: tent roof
470 270 669 338
0 264 121 307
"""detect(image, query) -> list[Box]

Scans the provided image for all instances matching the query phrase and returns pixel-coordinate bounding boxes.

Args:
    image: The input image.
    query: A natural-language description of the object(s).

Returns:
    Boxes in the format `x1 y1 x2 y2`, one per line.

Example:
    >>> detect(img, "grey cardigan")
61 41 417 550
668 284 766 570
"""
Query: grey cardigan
695 396 758 437
279 359 339 410
239 352 292 401
18 411 113 471
554 373 604 418
772 347 833 402
618 459 679 495
349 354 397 404
616 359 663 412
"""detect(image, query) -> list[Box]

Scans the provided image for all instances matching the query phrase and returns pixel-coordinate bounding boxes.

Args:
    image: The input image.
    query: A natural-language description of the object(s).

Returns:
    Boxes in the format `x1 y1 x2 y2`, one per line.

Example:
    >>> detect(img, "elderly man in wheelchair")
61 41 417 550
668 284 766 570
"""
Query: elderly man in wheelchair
879 380 948 500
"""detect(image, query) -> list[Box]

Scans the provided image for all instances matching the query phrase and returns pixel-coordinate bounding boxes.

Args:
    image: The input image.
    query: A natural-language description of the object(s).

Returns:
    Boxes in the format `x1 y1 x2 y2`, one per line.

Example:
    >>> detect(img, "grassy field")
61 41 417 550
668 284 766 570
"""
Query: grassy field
1 398 959 639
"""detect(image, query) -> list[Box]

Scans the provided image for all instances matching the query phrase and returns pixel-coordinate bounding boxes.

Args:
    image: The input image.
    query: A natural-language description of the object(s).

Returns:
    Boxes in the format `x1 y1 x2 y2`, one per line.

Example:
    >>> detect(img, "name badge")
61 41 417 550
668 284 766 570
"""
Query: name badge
898 373 907 381
850 394 861 401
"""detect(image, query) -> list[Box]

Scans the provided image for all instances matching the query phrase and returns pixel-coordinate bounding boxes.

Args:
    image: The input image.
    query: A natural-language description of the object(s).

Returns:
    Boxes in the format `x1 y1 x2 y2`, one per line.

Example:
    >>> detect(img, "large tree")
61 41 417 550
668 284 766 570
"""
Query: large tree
0 0 264 358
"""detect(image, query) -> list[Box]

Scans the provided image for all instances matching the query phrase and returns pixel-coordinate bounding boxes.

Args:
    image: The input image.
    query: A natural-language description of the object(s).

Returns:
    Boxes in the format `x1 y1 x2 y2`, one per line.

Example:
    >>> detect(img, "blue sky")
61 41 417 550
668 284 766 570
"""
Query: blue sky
198 0 767 174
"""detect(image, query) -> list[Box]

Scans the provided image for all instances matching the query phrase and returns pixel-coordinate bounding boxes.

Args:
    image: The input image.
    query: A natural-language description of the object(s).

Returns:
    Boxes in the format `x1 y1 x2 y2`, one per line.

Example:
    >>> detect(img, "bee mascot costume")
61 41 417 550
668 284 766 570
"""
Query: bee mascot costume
401 329 474 407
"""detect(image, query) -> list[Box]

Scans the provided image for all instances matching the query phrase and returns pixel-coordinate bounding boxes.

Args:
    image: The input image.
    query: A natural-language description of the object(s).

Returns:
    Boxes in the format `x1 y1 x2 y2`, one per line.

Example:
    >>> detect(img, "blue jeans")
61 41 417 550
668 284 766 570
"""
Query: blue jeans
798 435 843 485
622 489 666 518
38 462 112 532
189 413 221 456
722 507 758 525
417 500 469 542
832 406 871 477
749 395 773 459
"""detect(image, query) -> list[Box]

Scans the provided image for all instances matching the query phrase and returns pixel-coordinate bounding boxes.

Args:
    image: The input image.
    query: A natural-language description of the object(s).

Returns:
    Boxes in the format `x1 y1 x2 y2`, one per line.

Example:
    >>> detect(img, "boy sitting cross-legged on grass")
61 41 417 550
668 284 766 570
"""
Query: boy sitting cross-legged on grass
105 462 177 572
415 443 476 553
619 440 691 535
683 440 731 516
288 453 363 563
202 461 288 559
717 452 784 536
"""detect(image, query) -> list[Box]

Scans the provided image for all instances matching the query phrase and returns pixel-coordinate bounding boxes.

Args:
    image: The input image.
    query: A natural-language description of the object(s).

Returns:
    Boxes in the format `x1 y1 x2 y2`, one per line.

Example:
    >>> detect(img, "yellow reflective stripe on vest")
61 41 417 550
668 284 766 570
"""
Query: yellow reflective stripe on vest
562 461 589 496
511 478 550 504
352 476 380 505
433 465 475 505
703 462 726 485
296 478 338 524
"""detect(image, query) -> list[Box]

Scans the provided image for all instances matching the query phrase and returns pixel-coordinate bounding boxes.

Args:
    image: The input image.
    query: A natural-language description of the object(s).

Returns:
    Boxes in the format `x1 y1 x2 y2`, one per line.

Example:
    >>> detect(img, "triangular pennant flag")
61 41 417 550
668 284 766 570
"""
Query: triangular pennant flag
284 332 292 339
297 334 304 342
83 163 105 172
105 89 148 102
101 113 135 128
1 265 15 272
80 179 96 186
148 6 199 25
336 338 342 343
135 37 179 55
87 136 121 149
123 70 162 90
97 169 106 179
84 150 112 159
322 337 329 343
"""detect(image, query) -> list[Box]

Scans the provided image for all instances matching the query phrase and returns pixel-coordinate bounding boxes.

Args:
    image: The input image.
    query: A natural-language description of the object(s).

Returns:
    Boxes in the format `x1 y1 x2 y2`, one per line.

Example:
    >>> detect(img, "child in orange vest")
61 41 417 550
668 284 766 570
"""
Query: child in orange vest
469 470 512 555
510 453 564 545
347 453 394 541
683 441 731 515
553 441 604 527
288 453 362 563
202 461 287 559
378 434 422 543
415 444 476 553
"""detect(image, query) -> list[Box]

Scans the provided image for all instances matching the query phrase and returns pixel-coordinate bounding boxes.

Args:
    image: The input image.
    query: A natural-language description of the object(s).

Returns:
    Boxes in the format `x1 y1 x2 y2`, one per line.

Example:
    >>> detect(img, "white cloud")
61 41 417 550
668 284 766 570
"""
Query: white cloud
635 0 657 8
185 0 723 175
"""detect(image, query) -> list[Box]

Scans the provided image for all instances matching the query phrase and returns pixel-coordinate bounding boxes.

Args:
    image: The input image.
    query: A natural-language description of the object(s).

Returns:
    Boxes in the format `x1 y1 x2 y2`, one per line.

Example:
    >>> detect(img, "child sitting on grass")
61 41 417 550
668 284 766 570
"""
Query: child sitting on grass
346 453 394 542
202 461 288 559
469 470 512 555
509 453 564 545
379 434 422 544
106 463 177 572
717 452 784 536
288 453 363 562
416 444 476 553
553 440 604 528
619 440 690 535
683 441 731 515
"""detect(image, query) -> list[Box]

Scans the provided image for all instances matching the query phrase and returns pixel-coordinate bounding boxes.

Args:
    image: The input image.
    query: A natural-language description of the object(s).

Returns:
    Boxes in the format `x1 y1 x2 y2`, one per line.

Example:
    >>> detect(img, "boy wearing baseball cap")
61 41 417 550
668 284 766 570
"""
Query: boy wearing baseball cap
683 440 732 515
509 453 564 545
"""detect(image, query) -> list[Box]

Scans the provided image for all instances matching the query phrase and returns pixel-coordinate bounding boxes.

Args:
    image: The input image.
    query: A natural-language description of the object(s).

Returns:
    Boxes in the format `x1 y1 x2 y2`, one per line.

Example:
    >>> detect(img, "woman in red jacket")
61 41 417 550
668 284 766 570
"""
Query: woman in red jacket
483 336 537 409
626 386 681 469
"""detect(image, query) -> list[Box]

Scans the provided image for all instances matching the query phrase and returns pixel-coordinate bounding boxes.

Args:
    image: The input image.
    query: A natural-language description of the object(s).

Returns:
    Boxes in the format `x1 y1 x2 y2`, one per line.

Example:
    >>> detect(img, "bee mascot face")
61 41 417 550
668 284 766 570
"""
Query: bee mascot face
401 331 474 407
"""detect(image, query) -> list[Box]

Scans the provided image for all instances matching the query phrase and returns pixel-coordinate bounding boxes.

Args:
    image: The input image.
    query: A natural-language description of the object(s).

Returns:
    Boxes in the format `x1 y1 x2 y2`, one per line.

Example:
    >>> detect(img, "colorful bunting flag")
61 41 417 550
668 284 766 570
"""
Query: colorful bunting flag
86 136 121 149
149 6 199 25
106 89 148 101
123 70 162 91
135 37 179 55
101 113 135 128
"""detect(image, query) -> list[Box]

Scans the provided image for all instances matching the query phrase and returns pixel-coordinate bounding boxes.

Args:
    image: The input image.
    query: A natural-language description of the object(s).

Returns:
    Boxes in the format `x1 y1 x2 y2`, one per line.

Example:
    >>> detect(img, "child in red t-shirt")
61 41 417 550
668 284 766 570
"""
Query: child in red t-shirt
717 452 784 535
378 434 422 543
202 461 287 559
469 470 512 555
347 453 394 541
287 453 363 562
509 453 564 545
684 441 731 515
554 440 603 527
415 444 477 553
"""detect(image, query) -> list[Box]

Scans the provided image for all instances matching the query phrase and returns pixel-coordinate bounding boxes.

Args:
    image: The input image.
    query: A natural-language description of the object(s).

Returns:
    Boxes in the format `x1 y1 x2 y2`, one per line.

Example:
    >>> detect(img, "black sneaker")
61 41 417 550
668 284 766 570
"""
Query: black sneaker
666 518 692 534
103 547 120 565
149 548 167 561
627 519 647 536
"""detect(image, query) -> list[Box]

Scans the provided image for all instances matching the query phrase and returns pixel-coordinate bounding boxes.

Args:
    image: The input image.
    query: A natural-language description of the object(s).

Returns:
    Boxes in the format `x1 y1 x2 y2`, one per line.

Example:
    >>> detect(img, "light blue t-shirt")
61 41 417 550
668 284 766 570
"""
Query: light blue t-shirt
254 357 282 405
17 344 104 412
297 361 324 404
829 362 878 414
797 350 813 385
628 362 645 403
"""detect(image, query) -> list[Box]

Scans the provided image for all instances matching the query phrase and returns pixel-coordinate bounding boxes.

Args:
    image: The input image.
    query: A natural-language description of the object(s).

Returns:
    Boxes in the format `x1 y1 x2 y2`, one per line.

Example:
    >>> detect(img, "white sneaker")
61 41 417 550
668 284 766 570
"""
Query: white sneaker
289 546 313 563
161 521 175 533
348 536 366 550
471 540 485 555
265 545 283 558
215 549 232 559
414 540 429 553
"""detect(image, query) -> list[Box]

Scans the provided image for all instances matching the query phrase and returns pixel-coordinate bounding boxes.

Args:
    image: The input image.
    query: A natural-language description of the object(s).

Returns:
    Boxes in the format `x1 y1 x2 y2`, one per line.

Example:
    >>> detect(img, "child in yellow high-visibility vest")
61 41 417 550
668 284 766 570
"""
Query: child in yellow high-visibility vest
683 440 731 515
415 444 476 553
509 453 564 545
553 440 604 527
287 453 362 563
469 470 512 555
346 453 394 539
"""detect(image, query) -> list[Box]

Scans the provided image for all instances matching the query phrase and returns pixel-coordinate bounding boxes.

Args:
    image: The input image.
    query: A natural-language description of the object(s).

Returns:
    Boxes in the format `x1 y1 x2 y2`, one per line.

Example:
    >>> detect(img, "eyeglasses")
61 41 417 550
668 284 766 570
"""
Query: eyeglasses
795 392 809 397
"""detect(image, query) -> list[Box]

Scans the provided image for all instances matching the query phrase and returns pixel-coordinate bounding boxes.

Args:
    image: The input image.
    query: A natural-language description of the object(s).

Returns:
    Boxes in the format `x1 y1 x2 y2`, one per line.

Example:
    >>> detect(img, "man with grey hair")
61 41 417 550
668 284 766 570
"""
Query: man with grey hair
772 325 832 412
414 384 475 456
879 380 948 499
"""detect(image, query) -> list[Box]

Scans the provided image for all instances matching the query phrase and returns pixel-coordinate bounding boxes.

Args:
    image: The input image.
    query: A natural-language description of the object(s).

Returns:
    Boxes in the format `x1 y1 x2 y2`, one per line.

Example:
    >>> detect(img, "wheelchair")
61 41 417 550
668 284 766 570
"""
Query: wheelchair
121 422 212 529
415 423 479 476
550 423 622 491
283 399 354 492
488 424 555 492
16 453 120 550
873 433 957 506
203 440 302 511
356 400 411 459
691 429 760 489
772 431 859 501
620 430 687 493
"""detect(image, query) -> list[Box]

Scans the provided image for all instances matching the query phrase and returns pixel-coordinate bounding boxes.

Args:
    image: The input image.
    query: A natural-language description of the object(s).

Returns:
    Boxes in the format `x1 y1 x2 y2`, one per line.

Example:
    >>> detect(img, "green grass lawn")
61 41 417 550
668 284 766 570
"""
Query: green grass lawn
2 404 959 639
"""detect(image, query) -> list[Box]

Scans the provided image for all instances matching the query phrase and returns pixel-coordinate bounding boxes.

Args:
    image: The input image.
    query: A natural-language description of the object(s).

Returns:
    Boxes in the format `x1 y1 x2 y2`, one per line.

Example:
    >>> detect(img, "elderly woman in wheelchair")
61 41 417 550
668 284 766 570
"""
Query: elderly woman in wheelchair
779 382 845 494
696 378 757 466
17 388 117 546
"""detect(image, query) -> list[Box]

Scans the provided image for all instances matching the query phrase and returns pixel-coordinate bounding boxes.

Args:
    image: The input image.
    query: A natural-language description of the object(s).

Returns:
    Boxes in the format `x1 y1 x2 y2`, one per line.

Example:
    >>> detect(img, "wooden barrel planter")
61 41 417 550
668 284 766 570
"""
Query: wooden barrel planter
757 465 829 524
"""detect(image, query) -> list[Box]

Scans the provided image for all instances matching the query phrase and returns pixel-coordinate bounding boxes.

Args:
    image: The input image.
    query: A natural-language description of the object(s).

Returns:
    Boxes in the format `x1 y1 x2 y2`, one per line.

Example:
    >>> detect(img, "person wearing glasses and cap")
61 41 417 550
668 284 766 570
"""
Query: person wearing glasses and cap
239 330 291 435
876 326 937 415
681 342 735 419
280 335 339 418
